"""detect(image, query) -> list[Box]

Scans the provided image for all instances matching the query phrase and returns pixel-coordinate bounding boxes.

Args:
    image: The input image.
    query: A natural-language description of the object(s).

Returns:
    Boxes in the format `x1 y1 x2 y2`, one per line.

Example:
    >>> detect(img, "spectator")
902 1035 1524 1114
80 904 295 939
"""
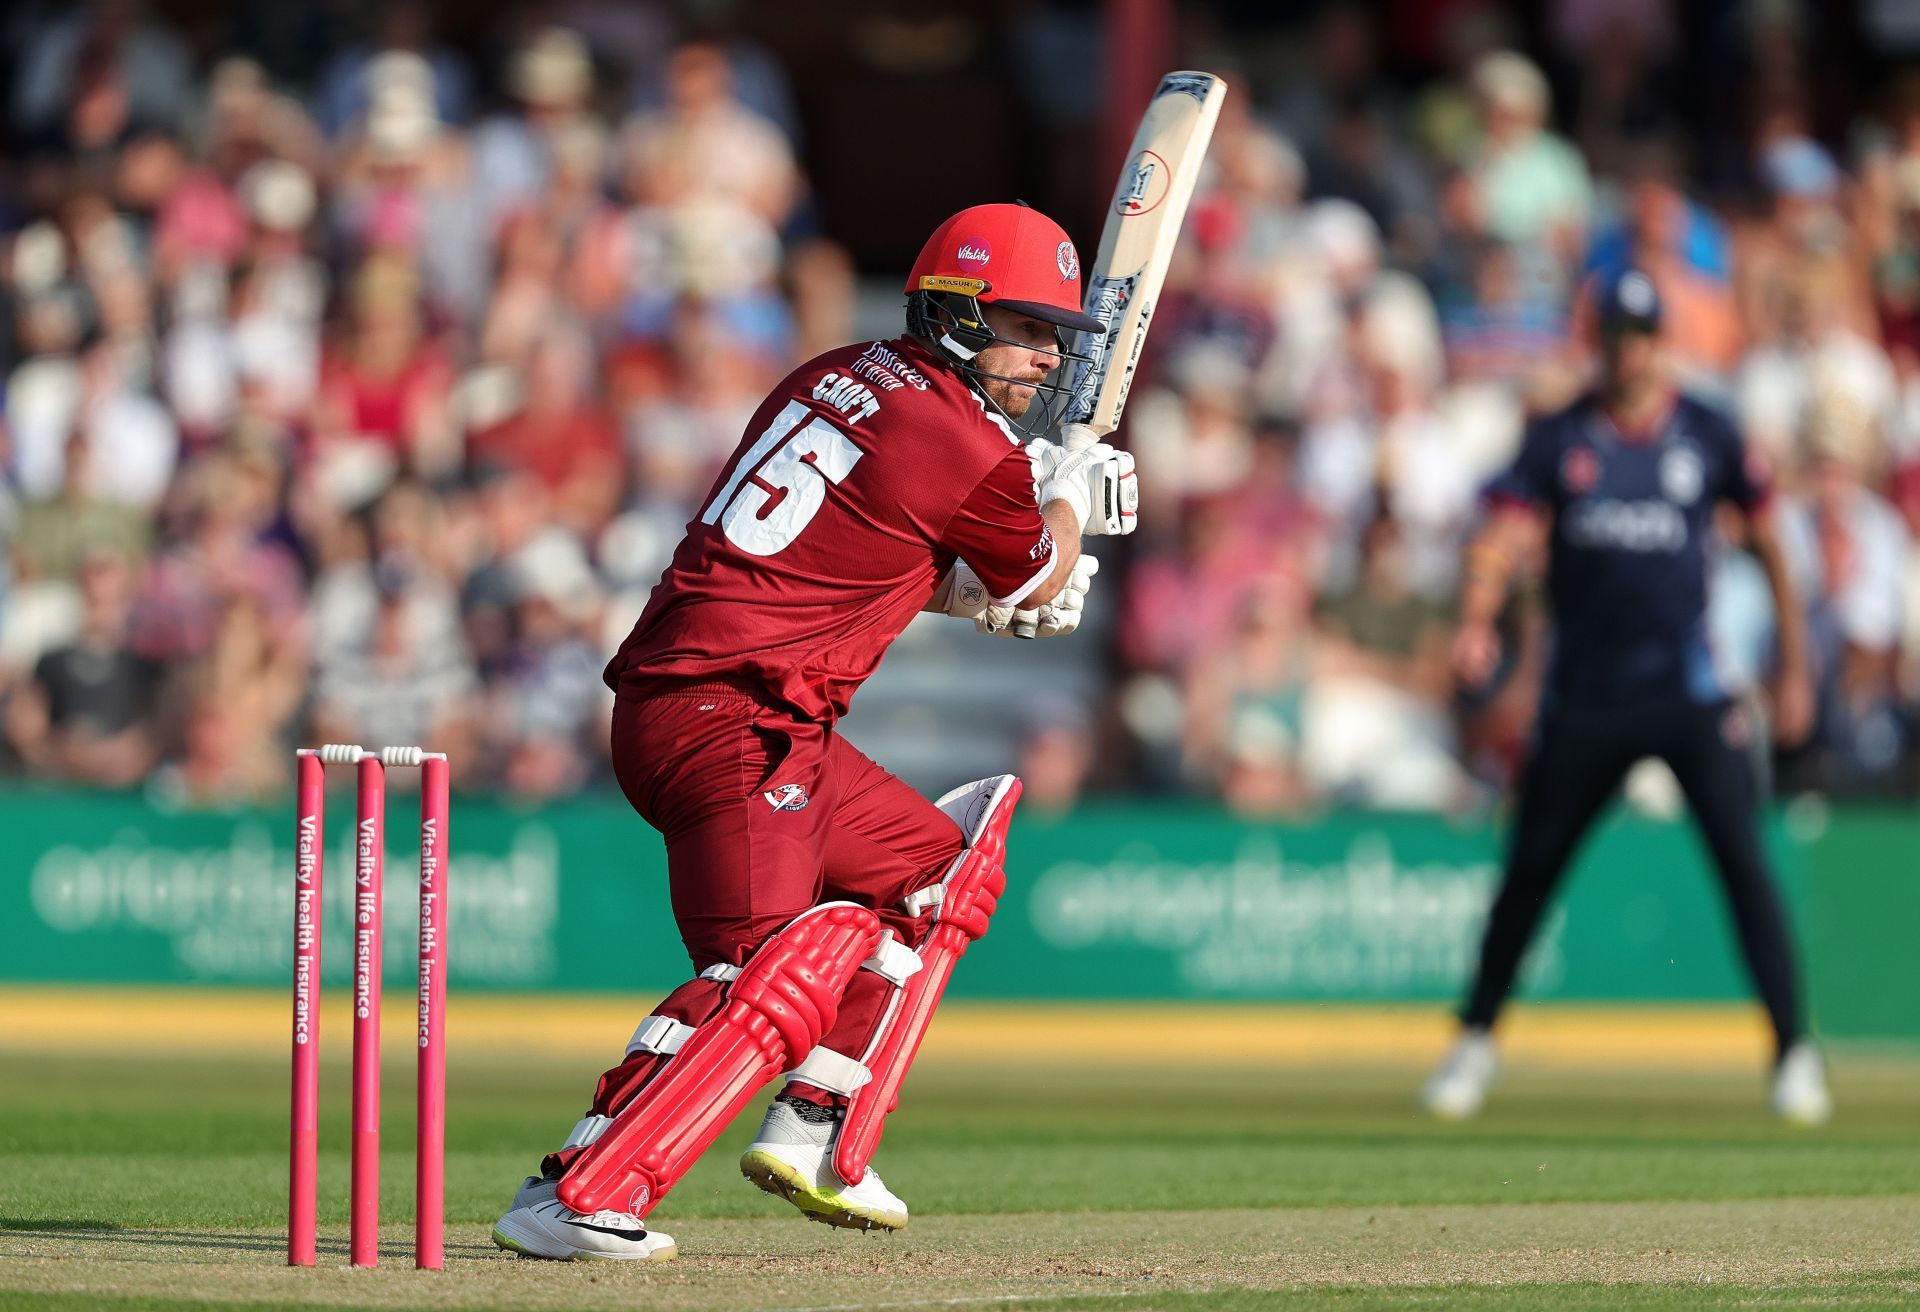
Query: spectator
1441 236 1569 388
10 432 155 581
469 28 597 230
1779 393 1912 789
1737 260 1897 468
1187 587 1314 816
1733 135 1880 400
311 4 473 138
468 325 625 536
620 43 800 232
13 1 194 155
1582 138 1742 384
5 551 159 787
331 77 487 324
149 590 305 806
1465 50 1594 266
312 254 457 499
484 536 607 798
1300 514 1459 810
129 448 303 663
311 555 478 771
1014 698 1097 816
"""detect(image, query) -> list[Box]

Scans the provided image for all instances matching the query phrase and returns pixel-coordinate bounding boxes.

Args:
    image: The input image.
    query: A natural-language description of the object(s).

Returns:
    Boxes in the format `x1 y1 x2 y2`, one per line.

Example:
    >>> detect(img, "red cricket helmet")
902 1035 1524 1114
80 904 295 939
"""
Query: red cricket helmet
906 203 1106 334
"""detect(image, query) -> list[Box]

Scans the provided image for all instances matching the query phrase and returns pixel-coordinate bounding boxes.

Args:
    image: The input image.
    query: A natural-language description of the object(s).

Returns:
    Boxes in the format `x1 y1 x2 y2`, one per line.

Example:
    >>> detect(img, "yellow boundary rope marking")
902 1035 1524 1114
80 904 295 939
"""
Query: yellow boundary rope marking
0 987 1775 1070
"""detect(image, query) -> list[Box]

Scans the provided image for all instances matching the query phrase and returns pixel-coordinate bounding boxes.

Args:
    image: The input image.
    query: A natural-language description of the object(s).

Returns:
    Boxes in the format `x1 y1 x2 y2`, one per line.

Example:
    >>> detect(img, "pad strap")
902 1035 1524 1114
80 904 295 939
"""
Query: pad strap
700 963 742 983
787 1045 873 1096
861 931 924 987
901 885 944 917
626 1014 694 1057
563 1114 612 1150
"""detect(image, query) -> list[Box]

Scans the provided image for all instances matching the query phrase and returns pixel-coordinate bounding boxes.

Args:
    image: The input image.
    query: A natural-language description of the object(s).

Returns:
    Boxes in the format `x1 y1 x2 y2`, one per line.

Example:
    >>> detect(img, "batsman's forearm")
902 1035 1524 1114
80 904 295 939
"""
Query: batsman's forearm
1029 500 1084 607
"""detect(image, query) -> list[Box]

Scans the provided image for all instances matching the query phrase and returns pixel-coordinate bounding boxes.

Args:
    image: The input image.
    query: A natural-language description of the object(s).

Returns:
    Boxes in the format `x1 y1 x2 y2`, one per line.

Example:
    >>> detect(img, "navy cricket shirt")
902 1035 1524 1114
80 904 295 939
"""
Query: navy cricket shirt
1486 390 1770 711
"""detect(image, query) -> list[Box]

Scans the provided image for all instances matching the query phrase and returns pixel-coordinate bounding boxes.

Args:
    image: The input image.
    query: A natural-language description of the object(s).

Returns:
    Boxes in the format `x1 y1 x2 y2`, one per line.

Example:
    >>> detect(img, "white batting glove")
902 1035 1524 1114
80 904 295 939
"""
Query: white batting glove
995 554 1098 639
1037 438 1138 537
1024 435 1066 487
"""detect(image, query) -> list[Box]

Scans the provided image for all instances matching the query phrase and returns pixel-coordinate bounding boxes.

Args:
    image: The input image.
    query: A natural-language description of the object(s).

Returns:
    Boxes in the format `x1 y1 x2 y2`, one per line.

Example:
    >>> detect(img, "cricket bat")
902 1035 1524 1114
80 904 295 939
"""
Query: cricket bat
1060 71 1227 451
1013 72 1224 636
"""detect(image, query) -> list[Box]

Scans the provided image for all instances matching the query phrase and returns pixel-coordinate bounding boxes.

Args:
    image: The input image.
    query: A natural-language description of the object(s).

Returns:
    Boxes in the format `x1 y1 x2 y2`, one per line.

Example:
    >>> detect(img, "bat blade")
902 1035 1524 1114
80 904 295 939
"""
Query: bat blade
1060 71 1227 446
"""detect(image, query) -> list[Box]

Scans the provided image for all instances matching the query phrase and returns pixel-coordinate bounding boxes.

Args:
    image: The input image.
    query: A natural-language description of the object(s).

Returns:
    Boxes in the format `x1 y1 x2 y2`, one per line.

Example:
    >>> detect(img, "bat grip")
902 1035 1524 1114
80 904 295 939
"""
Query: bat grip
1060 421 1102 453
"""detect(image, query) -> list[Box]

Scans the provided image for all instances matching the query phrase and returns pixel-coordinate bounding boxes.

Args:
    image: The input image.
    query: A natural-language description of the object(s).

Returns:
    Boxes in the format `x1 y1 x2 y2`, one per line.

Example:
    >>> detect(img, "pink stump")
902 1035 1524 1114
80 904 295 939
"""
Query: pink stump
415 756 449 1270
350 756 385 1268
289 753 326 1266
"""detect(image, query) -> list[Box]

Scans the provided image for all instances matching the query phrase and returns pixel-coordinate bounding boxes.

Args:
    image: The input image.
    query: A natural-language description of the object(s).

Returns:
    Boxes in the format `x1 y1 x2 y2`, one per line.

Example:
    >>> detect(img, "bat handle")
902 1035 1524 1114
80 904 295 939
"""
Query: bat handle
1061 422 1102 453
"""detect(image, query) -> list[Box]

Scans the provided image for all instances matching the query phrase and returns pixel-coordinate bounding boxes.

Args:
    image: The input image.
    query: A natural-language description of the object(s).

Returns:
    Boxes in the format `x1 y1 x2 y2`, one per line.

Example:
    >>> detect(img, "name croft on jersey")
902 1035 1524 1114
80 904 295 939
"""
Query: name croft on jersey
812 372 881 424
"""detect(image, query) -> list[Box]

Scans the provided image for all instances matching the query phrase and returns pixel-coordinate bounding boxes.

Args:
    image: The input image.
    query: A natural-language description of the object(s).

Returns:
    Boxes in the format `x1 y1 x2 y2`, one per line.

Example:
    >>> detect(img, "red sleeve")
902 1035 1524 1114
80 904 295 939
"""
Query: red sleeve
939 444 1056 605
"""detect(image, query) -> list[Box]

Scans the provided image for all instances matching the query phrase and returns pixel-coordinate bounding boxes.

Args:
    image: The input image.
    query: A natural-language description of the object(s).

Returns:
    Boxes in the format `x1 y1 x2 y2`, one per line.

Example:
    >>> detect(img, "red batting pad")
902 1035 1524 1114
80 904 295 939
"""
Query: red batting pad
558 902 883 1217
834 778 1020 1185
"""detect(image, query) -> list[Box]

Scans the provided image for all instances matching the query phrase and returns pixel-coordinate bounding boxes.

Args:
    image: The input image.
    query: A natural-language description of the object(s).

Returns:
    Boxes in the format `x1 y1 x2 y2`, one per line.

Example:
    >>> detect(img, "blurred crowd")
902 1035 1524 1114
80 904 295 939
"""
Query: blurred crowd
0 2 854 803
0 1 1915 810
1108 3 1920 811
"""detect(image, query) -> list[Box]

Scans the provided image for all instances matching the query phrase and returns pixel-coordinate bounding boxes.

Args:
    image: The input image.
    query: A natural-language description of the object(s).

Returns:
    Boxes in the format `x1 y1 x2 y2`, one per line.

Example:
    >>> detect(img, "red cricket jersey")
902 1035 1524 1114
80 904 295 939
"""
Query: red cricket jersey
605 337 1056 723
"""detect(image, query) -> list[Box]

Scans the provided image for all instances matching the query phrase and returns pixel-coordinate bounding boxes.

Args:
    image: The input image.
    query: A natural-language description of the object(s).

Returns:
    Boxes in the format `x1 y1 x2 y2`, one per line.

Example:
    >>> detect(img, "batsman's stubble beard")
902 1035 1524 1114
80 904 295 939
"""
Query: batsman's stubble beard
974 348 1054 420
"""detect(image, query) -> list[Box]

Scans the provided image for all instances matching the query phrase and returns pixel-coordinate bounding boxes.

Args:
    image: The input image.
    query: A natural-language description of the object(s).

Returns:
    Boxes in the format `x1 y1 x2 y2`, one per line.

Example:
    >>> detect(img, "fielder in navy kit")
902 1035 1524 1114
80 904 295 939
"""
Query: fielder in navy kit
1423 269 1832 1124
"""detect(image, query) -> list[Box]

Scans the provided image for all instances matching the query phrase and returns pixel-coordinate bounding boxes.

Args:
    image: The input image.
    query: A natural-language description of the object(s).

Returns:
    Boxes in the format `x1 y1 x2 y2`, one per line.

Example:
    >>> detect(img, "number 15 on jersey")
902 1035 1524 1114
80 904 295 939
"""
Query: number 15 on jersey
701 400 865 556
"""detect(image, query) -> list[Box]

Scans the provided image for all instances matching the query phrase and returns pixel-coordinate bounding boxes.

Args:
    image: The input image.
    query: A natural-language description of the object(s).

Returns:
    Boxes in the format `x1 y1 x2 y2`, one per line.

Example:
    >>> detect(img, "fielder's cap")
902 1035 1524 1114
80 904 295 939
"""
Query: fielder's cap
906 203 1106 334
1596 267 1663 333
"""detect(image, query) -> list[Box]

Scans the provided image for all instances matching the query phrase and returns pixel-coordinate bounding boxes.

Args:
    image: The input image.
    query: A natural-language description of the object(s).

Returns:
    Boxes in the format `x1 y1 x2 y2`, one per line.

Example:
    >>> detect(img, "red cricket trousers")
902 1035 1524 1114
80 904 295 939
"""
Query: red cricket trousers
557 680 965 1151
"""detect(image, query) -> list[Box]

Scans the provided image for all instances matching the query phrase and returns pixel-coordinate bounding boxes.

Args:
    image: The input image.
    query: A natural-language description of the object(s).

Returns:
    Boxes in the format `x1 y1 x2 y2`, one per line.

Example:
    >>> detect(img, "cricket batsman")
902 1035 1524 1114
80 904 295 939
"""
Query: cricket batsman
492 203 1136 1260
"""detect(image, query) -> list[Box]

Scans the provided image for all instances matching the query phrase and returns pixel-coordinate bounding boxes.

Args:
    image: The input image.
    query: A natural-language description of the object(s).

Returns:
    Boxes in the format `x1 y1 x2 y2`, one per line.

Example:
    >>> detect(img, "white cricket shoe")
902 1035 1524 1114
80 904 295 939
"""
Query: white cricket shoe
491 1175 677 1261
739 1094 909 1231
1421 1028 1498 1120
1771 1042 1833 1126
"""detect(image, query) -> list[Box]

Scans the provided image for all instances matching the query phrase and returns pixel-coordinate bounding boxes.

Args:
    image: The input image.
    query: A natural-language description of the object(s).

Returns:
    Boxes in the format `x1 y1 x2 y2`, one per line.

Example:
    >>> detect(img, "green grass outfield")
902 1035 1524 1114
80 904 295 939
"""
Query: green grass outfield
2 996 1918 1310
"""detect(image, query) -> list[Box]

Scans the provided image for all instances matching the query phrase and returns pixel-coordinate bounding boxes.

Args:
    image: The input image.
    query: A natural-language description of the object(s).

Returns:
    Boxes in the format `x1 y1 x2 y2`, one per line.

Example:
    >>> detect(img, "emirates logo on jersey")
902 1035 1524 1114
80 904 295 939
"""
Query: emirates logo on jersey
955 240 992 273
763 783 810 812
1029 526 1055 563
